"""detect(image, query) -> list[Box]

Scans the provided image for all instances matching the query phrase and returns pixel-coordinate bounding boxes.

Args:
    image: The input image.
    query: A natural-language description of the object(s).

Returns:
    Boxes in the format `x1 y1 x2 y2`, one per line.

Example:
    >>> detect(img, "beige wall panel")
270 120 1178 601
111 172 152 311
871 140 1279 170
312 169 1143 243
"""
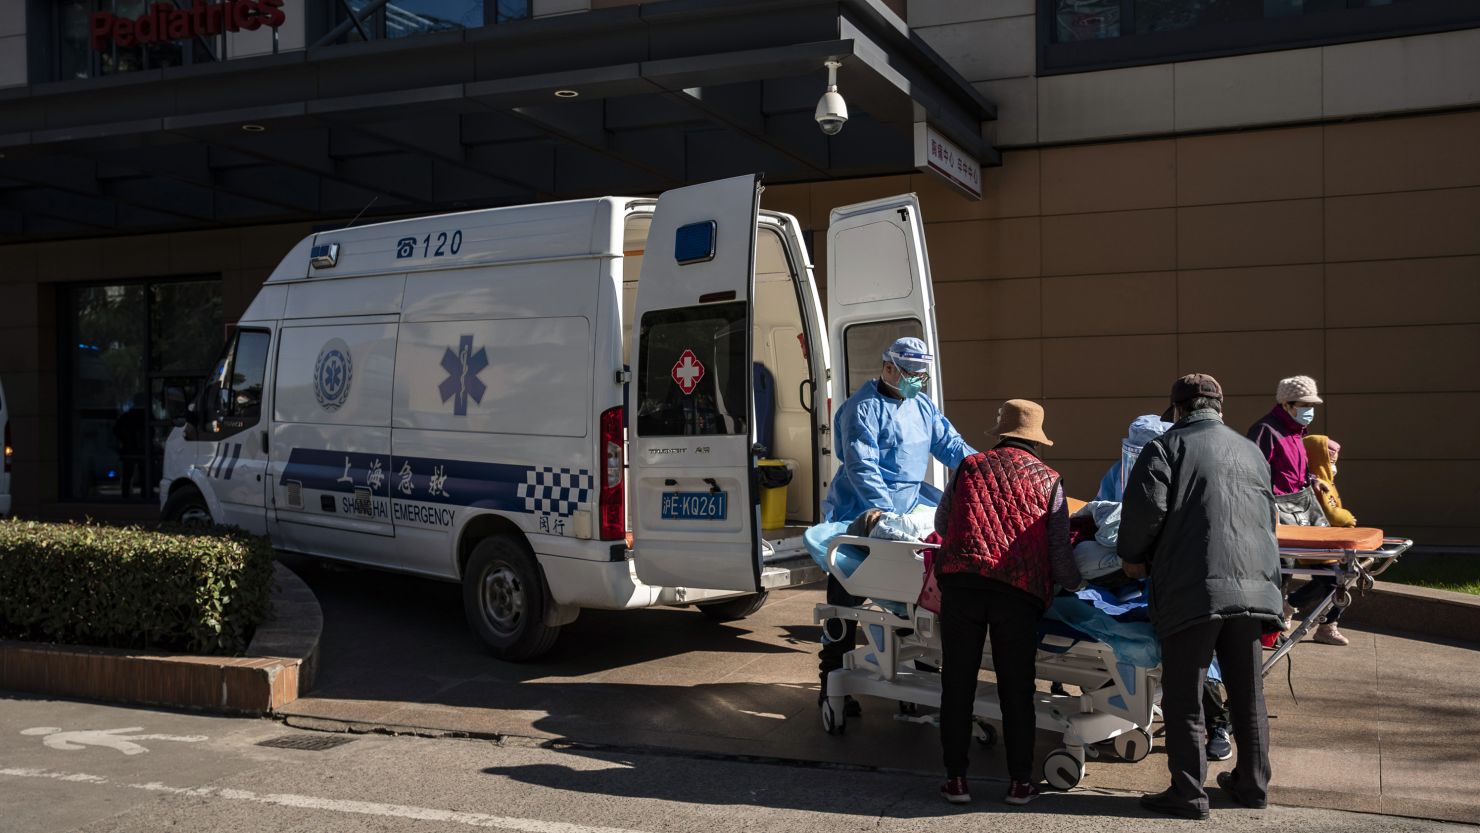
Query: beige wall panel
1041 209 1176 277
761 184 812 229
1322 393 1480 462
914 15 1035 82
1178 199 1322 270
1326 188 1480 263
0 244 38 284
1326 256 1480 328
807 176 913 230
0 281 37 330
1039 65 1175 143
1323 29 1480 118
1176 126 1322 206
910 0 1034 26
935 278 1042 341
1220 394 1281 438
32 240 104 283
1042 335 1177 397
100 236 172 280
973 77 1038 148
1338 461 1480 530
0 326 37 375
915 149 1040 222
940 339 1043 400
943 399 1010 442
1327 324 1480 394
1039 396 1168 461
1042 271 1176 337
1173 48 1322 132
1325 111 1480 197
1178 265 1324 333
1048 459 1120 501
926 218 1041 281
1178 329 1325 397
1041 140 1176 215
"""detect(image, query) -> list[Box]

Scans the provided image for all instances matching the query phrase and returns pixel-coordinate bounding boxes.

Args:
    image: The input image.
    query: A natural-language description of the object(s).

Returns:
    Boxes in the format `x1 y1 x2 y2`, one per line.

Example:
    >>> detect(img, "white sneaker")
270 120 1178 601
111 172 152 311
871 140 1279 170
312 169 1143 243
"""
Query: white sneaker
1314 623 1349 646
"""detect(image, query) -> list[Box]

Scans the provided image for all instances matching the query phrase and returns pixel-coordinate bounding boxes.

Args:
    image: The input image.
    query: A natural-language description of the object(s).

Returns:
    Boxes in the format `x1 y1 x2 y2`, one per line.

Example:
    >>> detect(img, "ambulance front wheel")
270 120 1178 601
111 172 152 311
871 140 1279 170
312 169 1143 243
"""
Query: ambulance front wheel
162 485 213 527
697 591 769 622
463 536 559 661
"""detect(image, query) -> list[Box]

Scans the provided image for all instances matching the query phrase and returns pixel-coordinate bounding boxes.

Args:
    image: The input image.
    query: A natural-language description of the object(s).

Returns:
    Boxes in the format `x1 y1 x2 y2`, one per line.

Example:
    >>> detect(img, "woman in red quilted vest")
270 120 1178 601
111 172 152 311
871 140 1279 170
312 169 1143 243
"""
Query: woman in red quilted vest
932 399 1083 807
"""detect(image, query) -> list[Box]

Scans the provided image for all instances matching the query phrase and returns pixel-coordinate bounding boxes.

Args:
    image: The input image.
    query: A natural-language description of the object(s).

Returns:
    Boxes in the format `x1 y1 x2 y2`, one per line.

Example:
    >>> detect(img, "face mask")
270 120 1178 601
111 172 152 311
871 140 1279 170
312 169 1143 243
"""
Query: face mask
897 375 925 400
1294 406 1316 426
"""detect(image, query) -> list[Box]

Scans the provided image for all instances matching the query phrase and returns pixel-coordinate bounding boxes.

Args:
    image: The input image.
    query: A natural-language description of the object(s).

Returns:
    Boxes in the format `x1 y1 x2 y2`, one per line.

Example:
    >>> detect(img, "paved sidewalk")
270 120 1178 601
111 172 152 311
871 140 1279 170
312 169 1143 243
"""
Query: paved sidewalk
278 557 1480 824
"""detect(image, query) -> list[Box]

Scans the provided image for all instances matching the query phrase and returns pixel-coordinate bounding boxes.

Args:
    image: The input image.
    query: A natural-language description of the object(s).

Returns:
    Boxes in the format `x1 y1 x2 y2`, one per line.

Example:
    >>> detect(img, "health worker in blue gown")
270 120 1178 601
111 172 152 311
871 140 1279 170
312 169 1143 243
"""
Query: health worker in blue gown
817 337 975 709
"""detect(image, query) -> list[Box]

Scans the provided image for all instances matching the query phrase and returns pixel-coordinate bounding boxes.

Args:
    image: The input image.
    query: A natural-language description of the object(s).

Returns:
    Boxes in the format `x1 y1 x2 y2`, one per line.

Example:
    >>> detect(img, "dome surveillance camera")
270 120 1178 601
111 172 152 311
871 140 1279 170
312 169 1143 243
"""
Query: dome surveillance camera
815 90 848 136
815 60 848 136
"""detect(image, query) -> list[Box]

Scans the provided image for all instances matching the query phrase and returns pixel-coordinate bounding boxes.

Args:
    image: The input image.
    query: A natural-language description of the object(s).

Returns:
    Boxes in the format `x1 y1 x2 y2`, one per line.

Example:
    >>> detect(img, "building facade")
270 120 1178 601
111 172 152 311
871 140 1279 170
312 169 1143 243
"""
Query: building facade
1 0 1477 542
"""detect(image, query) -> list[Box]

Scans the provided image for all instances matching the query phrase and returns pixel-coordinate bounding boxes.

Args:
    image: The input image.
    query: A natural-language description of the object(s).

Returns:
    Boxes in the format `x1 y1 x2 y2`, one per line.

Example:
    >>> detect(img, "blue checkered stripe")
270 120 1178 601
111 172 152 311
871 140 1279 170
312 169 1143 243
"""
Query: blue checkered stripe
517 467 593 517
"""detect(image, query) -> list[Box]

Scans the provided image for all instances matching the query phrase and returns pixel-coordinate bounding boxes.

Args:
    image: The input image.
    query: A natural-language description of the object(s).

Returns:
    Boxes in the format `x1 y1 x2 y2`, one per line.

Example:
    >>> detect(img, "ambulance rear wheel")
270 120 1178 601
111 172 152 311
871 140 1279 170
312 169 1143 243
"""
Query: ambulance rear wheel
697 591 769 622
162 486 212 527
463 536 559 661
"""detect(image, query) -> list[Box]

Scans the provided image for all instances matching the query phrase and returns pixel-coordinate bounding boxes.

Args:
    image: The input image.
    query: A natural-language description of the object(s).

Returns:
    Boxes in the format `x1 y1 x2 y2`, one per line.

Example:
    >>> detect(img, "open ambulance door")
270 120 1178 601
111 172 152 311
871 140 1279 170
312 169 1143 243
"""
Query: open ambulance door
629 174 764 593
824 194 949 493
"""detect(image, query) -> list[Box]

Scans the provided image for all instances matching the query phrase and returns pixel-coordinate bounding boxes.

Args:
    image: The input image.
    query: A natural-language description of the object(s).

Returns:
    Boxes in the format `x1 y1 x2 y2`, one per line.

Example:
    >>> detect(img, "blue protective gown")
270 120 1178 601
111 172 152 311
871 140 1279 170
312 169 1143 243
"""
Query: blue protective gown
821 379 976 523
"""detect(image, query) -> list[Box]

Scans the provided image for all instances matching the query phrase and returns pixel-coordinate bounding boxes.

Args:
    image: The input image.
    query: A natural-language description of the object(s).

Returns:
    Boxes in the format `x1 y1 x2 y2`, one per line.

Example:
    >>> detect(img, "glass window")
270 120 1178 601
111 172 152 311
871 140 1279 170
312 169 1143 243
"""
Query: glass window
637 302 749 438
388 0 485 37
65 278 223 502
842 319 922 398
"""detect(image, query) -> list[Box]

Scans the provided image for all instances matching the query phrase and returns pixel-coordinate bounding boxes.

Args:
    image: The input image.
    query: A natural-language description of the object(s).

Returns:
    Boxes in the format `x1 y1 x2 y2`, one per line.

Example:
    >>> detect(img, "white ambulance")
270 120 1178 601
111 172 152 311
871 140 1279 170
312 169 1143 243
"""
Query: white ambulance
160 174 948 660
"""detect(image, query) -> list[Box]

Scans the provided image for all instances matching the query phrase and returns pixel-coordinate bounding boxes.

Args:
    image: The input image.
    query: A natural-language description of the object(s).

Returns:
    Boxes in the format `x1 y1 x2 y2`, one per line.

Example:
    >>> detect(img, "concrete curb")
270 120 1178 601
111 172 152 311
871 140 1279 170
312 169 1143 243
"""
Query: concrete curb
0 560 323 715
1339 580 1480 643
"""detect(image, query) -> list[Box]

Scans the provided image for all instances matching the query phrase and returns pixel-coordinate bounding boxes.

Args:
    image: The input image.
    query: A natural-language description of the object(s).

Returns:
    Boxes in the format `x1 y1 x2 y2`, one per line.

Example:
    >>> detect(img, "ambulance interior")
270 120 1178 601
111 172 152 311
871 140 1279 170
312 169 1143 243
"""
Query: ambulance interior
621 214 819 544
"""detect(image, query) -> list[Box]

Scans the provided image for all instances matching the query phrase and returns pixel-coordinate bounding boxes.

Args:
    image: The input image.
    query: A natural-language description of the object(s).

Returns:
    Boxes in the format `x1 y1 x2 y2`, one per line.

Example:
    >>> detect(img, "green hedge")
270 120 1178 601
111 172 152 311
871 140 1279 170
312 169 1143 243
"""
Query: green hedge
0 520 274 655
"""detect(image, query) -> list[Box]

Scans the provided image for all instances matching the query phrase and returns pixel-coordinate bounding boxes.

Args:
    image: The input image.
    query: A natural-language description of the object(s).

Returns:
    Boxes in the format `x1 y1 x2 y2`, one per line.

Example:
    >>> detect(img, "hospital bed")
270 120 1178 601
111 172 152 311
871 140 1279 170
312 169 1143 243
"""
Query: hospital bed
1264 526 1412 674
812 535 1158 791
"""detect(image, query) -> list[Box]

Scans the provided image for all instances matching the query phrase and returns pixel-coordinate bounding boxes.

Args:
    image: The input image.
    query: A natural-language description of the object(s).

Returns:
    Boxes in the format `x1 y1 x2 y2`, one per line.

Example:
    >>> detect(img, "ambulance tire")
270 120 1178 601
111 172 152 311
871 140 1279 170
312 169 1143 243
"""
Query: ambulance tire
162 486 213 527
463 536 559 661
697 591 769 622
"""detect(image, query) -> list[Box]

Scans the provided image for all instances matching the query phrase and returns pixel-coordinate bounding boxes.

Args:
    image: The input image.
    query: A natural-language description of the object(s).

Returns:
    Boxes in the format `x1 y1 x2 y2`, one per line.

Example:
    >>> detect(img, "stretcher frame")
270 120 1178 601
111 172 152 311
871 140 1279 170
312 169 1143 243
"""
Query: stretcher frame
813 535 1159 790
1263 536 1412 674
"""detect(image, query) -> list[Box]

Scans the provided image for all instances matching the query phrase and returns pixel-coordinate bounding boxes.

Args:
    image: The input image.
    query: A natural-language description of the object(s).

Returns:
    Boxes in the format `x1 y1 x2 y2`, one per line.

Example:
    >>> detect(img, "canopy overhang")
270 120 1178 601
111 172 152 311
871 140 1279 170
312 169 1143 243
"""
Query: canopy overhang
0 0 997 242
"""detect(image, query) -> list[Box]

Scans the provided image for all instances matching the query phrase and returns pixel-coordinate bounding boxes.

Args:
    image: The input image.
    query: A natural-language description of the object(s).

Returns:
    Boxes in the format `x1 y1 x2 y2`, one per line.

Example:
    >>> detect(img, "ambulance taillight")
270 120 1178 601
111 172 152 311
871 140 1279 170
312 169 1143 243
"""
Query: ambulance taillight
599 406 624 540
3 422 10 473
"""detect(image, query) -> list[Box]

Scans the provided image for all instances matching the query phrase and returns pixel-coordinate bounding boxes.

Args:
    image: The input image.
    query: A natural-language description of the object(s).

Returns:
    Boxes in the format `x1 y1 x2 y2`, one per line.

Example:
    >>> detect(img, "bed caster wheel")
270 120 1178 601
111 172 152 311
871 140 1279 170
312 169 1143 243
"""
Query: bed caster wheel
898 701 918 717
821 698 847 736
1044 748 1085 790
974 720 997 748
1112 728 1153 763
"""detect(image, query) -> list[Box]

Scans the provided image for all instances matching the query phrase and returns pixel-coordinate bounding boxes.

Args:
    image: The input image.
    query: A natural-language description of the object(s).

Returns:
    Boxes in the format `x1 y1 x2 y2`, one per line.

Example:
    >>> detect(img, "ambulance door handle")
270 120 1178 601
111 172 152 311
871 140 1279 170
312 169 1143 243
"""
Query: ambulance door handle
260 430 269 454
799 379 814 415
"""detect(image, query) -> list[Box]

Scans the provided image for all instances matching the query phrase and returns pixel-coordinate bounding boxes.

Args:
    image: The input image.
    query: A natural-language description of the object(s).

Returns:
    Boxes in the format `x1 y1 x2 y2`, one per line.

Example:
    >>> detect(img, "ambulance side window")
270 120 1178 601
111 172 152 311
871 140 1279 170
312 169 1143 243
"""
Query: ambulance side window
636 302 748 438
202 329 270 438
842 319 922 397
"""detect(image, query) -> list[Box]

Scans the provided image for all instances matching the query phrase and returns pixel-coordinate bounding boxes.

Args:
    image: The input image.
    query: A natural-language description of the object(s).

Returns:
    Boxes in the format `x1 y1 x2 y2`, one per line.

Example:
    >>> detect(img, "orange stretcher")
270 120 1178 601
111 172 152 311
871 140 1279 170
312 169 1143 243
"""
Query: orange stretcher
1263 525 1412 674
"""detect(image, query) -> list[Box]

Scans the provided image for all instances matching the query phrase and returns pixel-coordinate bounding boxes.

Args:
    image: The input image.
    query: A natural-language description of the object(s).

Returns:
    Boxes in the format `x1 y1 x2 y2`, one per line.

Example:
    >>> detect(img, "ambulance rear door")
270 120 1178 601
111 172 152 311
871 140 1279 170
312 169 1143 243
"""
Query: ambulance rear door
629 174 764 593
824 194 948 492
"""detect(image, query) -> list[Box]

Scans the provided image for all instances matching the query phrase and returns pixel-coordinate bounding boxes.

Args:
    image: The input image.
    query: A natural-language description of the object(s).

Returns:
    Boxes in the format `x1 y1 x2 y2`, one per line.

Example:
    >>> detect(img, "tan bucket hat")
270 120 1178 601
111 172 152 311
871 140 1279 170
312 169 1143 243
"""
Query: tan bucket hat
991 399 1053 446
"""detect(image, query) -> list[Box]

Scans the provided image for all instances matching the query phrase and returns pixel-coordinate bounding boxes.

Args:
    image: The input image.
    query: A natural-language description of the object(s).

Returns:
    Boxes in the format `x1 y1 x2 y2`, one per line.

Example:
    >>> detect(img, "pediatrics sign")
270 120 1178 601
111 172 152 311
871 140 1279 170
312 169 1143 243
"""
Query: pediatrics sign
91 0 286 51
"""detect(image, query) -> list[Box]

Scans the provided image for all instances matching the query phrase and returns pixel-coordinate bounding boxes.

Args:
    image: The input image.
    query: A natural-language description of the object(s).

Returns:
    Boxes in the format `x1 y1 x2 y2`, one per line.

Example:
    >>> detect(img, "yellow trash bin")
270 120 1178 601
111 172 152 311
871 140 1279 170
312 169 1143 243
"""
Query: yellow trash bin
757 459 793 529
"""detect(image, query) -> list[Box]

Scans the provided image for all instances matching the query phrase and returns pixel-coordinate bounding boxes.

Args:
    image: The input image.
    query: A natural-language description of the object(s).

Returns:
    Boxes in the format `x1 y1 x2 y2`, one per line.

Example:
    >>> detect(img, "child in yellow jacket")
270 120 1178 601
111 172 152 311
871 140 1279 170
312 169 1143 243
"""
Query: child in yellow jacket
1304 435 1355 527
1288 434 1355 645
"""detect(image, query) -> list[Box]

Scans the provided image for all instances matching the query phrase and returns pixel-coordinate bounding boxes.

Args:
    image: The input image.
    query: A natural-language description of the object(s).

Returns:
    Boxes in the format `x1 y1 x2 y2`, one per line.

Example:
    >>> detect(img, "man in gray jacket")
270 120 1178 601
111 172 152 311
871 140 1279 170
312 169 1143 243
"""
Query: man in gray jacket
1119 373 1284 820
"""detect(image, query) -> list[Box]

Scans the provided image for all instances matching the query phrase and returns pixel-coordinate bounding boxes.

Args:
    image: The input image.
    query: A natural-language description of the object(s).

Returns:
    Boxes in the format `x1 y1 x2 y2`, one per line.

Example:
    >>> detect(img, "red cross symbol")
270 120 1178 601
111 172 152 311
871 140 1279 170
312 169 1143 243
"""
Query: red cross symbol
671 349 705 395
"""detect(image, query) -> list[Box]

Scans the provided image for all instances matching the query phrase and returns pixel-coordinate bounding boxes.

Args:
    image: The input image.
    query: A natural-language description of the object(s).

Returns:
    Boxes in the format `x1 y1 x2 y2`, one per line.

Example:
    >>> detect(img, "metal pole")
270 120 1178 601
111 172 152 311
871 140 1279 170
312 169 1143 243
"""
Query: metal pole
313 0 391 47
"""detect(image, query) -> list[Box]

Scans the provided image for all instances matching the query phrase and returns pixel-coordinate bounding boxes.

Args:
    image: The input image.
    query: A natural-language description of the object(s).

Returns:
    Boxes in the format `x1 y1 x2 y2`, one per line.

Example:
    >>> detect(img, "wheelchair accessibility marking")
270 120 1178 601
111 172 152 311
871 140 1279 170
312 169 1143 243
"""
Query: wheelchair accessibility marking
0 767 647 833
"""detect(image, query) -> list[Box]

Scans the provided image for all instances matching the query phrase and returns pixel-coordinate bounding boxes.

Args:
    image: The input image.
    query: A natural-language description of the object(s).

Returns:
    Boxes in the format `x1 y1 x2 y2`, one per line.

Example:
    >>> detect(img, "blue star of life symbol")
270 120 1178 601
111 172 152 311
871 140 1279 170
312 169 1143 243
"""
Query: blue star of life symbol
438 335 488 416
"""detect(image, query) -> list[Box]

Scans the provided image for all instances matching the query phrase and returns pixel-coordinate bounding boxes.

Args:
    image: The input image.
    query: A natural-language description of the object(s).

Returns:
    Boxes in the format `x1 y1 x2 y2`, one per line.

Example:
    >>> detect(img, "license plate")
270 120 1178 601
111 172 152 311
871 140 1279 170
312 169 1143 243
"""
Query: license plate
661 491 728 520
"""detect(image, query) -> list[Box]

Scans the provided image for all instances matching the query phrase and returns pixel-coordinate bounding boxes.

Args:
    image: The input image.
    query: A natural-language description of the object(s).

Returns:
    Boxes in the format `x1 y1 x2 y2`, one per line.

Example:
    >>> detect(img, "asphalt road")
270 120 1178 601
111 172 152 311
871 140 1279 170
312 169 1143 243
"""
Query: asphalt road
0 696 1467 833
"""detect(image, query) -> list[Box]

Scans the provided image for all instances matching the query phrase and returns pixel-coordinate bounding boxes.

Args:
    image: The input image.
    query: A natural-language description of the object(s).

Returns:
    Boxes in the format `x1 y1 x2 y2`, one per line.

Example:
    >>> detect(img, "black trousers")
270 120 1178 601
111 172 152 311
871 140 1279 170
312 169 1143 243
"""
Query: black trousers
1288 576 1344 623
939 582 1042 781
1160 617 1272 810
818 573 865 690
